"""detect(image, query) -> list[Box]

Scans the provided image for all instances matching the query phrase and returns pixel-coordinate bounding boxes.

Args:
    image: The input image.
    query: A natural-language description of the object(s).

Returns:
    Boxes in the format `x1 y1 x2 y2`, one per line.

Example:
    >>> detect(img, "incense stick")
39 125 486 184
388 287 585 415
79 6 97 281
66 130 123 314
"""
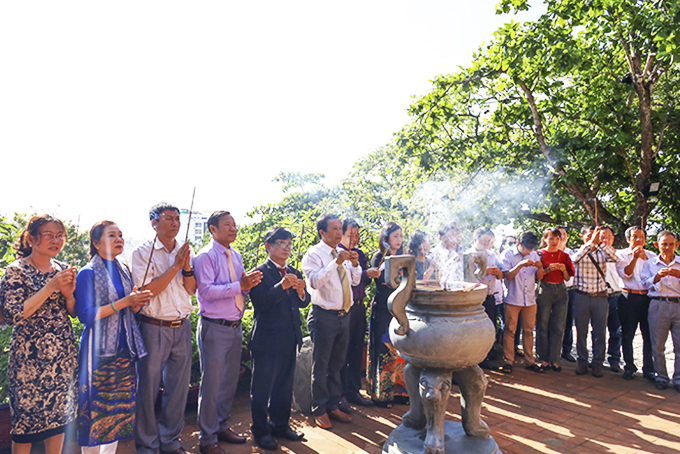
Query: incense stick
297 223 305 268
141 232 158 288
70 215 80 268
594 199 599 226
184 187 196 243
254 218 264 267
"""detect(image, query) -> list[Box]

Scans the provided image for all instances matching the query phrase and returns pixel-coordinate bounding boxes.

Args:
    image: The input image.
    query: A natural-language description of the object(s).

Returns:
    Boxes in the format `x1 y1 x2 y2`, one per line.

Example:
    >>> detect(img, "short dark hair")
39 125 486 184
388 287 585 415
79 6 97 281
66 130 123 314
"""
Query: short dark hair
581 225 596 235
558 226 570 235
625 226 646 241
342 218 360 234
89 220 117 259
207 211 231 235
600 225 614 234
473 227 494 241
316 214 340 239
408 230 429 256
499 235 517 253
264 226 293 245
518 231 539 250
438 221 460 237
657 230 677 241
14 214 67 258
149 202 179 221
379 222 403 255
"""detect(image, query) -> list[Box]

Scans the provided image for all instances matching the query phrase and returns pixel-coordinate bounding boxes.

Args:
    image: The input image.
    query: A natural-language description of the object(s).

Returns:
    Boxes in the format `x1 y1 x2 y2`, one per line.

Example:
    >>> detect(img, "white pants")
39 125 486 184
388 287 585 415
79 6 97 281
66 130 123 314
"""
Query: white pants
81 441 118 454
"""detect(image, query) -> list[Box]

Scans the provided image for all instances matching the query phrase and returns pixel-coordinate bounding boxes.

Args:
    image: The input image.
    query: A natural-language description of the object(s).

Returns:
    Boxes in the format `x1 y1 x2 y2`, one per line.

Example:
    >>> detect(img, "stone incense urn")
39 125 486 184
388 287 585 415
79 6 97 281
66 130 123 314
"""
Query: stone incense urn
382 253 501 454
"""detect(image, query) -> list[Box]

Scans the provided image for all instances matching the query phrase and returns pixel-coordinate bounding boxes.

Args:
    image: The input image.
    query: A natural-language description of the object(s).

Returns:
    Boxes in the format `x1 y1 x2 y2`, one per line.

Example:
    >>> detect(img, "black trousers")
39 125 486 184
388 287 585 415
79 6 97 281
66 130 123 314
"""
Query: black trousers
562 289 576 354
618 292 655 374
250 345 297 438
341 299 367 397
308 305 350 415
482 295 498 360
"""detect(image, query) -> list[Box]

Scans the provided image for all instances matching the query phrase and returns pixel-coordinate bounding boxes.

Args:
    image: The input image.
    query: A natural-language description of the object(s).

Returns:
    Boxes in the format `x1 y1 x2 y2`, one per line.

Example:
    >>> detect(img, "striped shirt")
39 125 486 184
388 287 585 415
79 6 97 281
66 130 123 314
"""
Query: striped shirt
570 242 619 294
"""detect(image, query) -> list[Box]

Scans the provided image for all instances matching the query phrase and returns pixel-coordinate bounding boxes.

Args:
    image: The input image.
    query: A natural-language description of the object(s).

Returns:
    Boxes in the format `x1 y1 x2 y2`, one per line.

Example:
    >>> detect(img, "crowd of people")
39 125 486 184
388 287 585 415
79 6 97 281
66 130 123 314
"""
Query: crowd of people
0 205 679 454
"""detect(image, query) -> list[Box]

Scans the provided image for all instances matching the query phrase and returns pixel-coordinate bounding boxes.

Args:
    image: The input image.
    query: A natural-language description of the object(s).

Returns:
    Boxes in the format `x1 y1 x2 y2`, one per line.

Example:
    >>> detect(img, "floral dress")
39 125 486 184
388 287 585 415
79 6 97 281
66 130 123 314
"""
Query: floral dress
0 259 78 442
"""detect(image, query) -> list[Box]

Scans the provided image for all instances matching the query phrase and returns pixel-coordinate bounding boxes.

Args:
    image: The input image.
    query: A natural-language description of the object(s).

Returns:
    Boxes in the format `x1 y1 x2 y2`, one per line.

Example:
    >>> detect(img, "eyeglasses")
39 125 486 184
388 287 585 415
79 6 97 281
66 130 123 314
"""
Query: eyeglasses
40 232 66 241
273 241 292 250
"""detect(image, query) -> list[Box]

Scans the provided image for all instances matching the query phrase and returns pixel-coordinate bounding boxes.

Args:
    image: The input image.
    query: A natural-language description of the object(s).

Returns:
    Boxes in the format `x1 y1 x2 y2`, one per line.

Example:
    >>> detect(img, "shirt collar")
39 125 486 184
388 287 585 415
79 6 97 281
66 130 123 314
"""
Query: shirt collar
211 239 228 254
318 241 336 255
267 257 287 272
651 253 680 266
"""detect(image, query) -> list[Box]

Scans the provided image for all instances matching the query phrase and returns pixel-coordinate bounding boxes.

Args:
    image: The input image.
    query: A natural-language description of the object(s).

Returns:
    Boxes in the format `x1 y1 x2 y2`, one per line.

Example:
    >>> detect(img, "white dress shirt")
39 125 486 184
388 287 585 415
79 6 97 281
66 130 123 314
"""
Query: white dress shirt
642 254 680 298
301 241 361 311
616 247 657 291
130 237 195 320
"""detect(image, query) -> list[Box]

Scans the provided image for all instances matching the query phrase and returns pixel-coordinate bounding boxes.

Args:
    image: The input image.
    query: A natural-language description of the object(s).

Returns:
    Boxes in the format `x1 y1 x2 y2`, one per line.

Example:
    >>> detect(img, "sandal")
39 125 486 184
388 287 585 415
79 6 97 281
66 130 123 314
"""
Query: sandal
550 364 562 372
500 364 513 374
525 364 545 373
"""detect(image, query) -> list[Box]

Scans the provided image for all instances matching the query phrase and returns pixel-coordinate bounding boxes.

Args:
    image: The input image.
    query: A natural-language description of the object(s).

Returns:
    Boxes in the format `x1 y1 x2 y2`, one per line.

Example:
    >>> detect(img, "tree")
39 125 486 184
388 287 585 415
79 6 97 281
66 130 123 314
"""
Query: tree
398 0 680 240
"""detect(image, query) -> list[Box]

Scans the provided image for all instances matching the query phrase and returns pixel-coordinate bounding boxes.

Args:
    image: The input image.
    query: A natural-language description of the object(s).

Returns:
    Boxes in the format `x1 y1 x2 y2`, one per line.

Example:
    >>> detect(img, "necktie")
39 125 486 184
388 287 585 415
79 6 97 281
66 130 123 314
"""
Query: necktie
331 249 352 312
225 248 245 312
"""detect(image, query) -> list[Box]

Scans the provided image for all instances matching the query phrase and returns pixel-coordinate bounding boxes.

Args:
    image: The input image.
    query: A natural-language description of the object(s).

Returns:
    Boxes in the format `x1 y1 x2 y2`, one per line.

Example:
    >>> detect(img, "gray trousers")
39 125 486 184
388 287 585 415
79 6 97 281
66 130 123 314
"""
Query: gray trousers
648 298 680 386
135 320 193 454
197 317 243 446
572 291 608 366
307 305 350 416
536 282 568 365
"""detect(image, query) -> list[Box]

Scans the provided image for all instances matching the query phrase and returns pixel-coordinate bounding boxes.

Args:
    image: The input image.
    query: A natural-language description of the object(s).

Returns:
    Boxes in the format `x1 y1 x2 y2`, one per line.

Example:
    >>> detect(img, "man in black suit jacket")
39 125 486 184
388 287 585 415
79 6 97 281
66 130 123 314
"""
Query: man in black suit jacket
249 227 311 450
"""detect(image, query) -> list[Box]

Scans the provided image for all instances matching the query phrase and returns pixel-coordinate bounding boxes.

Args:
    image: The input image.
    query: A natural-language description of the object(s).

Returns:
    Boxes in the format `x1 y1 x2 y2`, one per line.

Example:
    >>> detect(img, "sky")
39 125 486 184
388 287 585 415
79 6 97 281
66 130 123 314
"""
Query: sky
0 1 544 243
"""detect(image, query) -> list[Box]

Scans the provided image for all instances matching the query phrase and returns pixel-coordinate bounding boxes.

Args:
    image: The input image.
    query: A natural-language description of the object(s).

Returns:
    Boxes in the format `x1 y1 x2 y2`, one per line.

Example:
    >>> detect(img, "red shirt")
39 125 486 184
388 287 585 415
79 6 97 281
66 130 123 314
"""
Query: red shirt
539 249 575 284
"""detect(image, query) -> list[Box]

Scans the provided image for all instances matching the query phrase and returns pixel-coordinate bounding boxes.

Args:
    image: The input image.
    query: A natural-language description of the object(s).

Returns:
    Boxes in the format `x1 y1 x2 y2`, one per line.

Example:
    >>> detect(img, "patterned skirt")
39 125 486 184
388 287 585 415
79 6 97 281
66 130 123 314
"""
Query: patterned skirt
366 307 408 403
78 354 136 446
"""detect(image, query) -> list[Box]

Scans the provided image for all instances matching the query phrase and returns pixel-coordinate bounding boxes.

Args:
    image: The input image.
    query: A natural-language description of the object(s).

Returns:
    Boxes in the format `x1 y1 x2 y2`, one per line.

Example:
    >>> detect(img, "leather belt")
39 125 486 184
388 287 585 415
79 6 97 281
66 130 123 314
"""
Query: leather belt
317 306 348 317
575 290 607 298
139 314 187 328
202 315 241 328
623 289 648 295
653 297 680 303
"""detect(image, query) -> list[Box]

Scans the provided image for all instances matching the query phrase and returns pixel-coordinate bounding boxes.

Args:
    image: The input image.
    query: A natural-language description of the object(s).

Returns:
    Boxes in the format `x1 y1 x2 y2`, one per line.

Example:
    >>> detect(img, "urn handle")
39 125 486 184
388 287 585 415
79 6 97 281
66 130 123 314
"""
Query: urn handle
385 255 415 336
463 251 487 283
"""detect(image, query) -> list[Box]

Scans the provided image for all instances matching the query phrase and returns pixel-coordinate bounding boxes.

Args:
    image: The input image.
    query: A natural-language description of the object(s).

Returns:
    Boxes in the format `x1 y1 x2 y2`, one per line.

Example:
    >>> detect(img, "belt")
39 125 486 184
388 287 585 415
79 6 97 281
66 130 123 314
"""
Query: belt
653 297 680 303
139 314 187 328
575 289 607 298
623 289 648 295
317 306 348 317
202 315 241 328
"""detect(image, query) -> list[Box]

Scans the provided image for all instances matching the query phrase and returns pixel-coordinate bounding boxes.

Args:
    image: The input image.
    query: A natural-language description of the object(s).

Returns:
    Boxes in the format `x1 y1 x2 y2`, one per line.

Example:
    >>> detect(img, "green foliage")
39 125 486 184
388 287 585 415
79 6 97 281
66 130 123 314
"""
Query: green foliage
398 0 680 238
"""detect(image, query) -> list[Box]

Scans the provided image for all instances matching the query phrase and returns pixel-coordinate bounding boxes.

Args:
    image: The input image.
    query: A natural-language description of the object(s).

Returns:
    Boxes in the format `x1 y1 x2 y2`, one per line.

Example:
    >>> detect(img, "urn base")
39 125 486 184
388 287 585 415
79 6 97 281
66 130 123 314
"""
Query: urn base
383 421 501 454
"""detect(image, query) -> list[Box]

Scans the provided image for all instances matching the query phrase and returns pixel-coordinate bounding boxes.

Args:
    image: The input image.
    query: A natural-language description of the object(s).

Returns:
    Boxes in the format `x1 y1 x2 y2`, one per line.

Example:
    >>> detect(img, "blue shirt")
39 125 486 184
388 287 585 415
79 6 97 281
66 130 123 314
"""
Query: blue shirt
194 239 248 320
501 246 540 307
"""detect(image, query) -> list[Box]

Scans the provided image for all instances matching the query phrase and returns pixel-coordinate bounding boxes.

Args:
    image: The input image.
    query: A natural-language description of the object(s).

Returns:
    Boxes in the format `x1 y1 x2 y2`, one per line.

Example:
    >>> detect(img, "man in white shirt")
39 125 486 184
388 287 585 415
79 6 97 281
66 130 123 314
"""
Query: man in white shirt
131 203 196 454
641 231 680 392
302 214 361 430
616 226 657 381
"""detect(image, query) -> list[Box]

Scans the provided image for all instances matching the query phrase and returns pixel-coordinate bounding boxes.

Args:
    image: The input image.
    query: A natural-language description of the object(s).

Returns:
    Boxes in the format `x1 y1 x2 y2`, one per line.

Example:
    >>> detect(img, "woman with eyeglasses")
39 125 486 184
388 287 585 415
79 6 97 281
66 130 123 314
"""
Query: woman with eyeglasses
74 221 152 454
0 215 78 454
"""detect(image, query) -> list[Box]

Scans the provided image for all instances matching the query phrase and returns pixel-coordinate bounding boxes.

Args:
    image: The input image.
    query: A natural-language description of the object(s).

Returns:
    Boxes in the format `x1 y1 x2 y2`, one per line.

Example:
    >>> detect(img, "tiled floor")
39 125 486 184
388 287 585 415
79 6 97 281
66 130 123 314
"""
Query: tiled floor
59 330 679 454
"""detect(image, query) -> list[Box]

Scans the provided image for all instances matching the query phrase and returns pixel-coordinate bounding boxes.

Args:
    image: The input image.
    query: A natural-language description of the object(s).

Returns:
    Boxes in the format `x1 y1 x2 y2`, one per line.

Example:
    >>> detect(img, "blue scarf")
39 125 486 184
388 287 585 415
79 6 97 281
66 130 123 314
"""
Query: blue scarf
91 254 147 361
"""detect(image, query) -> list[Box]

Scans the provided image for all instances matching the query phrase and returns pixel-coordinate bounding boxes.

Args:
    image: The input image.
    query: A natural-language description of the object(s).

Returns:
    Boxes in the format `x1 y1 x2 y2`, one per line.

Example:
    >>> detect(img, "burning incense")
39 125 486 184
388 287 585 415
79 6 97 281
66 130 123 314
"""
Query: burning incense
594 199 599 226
141 232 158 288
297 223 305 267
70 215 80 268
184 187 196 243
254 218 264 267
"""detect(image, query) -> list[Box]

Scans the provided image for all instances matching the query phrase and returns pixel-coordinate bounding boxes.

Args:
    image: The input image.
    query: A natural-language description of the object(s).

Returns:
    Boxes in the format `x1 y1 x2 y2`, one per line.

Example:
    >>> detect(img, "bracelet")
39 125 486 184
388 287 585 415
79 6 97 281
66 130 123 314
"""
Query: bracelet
182 268 195 277
111 301 120 313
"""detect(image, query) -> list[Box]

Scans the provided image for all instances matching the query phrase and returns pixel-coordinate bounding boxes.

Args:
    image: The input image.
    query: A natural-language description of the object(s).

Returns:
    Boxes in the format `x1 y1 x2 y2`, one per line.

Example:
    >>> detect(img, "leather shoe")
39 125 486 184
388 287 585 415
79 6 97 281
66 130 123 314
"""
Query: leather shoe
592 364 604 378
561 352 576 363
337 396 352 413
347 392 374 407
655 381 668 390
609 362 622 373
314 413 332 429
575 363 588 375
199 443 225 454
272 427 304 441
161 448 187 454
622 369 635 380
328 408 352 423
643 371 657 383
254 434 278 451
217 428 247 444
